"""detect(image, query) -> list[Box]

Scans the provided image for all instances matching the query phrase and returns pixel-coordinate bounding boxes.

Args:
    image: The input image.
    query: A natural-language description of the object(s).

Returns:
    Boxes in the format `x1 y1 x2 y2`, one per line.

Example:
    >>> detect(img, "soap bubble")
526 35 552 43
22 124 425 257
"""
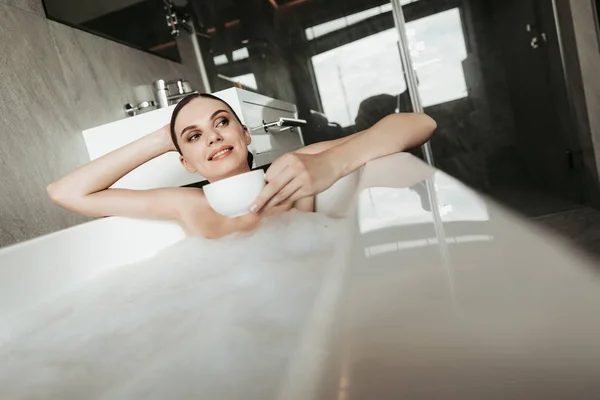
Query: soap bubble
0 210 345 399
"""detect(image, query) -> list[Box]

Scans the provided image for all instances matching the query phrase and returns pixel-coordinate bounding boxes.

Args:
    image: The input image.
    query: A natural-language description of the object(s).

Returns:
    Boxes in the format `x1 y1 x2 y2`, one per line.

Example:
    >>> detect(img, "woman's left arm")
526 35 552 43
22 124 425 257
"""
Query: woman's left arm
250 113 436 214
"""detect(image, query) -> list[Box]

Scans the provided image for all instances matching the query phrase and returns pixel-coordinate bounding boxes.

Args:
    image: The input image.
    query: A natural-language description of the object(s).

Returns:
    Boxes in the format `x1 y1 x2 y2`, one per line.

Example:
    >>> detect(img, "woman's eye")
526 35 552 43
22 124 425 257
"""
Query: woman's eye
216 118 229 128
188 133 201 141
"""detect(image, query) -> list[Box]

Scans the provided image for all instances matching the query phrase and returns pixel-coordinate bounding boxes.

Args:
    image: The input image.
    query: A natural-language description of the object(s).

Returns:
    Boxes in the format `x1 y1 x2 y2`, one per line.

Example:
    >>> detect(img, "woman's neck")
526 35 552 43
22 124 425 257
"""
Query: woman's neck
210 165 251 183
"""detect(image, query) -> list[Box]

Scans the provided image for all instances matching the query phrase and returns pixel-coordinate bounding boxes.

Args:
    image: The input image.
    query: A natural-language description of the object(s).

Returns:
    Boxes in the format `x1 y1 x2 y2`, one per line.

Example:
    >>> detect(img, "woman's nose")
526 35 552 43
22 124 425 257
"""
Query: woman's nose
207 132 223 146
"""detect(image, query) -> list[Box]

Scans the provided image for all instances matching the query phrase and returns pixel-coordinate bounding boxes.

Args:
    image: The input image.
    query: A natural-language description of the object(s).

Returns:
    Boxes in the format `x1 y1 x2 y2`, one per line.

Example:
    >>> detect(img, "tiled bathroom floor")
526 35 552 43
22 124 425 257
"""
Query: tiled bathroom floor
485 185 581 218
484 184 600 262
533 207 600 261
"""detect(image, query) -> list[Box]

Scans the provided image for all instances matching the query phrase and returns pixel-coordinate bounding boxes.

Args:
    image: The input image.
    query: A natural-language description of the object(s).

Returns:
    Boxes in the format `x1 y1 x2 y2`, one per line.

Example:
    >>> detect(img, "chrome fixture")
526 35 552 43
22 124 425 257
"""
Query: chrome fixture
153 79 198 109
391 0 434 166
251 117 307 133
217 74 255 91
123 100 157 117
163 0 191 38
189 20 212 93
161 0 212 93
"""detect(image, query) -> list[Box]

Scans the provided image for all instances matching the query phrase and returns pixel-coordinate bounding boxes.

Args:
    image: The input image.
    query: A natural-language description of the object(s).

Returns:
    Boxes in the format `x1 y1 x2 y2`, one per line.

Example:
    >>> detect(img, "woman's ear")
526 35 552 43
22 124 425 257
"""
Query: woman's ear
242 125 252 145
179 155 196 174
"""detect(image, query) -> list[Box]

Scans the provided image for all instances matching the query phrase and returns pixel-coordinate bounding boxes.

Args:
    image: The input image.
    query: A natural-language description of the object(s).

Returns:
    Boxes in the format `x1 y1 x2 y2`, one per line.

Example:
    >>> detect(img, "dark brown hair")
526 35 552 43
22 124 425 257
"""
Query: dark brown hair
169 93 243 155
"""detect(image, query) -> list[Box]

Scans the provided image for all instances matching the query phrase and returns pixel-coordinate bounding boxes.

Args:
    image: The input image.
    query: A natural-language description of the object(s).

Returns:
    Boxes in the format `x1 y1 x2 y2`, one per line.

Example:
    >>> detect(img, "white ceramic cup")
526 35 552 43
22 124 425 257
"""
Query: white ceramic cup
203 170 266 218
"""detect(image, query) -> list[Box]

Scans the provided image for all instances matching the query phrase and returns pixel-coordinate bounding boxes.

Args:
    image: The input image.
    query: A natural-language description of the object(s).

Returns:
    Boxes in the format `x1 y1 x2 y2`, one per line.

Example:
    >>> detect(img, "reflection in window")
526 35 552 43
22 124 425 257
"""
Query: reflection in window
364 235 493 258
358 172 489 234
312 8 468 127
213 47 250 66
305 0 419 40
232 47 250 61
231 73 258 90
213 54 228 66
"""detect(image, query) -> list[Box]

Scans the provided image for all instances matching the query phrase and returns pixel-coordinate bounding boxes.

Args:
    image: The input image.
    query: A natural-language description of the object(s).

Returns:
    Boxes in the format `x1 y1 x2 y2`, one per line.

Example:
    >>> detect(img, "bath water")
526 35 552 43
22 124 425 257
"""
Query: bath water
0 210 345 400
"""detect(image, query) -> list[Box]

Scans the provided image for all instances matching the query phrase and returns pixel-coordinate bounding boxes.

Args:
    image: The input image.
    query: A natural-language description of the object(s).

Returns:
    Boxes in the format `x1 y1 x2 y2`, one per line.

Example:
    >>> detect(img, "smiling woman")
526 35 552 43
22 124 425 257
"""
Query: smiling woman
169 93 253 183
47 92 436 239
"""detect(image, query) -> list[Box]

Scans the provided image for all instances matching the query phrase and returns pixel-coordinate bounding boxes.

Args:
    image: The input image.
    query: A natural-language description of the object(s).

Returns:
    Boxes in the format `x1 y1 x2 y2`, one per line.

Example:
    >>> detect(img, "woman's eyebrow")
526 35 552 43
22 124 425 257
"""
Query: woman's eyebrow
210 109 228 120
180 125 200 137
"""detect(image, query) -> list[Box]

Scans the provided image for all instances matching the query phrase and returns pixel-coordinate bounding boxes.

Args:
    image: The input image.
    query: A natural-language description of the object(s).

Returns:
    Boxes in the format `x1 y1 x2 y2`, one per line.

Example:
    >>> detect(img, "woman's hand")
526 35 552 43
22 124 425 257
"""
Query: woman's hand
250 152 339 215
154 124 176 153
249 113 436 216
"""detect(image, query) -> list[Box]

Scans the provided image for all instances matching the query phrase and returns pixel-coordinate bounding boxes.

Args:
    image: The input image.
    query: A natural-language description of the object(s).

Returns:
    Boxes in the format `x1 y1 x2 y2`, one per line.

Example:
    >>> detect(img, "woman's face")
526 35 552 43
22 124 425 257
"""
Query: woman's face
173 96 251 182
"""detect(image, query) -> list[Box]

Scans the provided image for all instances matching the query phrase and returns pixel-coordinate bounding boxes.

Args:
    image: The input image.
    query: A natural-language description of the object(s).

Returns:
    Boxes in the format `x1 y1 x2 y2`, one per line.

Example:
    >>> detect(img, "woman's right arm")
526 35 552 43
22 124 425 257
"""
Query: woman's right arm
47 125 186 220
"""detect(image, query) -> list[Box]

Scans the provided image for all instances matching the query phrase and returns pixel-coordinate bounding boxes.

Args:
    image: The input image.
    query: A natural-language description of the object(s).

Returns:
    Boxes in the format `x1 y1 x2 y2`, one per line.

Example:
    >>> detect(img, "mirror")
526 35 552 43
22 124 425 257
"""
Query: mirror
596 0 600 47
42 0 182 62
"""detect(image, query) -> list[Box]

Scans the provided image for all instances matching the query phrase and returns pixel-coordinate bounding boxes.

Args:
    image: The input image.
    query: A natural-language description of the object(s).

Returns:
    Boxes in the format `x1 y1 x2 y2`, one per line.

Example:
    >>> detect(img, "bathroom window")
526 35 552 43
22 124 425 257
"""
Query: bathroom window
312 29 407 127
304 1 420 40
311 8 468 127
406 8 468 108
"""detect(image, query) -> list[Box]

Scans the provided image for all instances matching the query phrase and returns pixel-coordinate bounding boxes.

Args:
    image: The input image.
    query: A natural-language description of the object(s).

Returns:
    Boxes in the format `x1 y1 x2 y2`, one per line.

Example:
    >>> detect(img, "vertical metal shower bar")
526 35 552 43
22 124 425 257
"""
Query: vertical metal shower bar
391 1 456 301
190 22 212 93
390 0 435 166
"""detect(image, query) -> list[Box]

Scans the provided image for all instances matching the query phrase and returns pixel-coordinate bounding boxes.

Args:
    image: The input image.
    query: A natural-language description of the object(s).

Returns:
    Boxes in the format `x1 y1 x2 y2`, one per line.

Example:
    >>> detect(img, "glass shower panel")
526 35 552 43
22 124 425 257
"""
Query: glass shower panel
391 0 584 214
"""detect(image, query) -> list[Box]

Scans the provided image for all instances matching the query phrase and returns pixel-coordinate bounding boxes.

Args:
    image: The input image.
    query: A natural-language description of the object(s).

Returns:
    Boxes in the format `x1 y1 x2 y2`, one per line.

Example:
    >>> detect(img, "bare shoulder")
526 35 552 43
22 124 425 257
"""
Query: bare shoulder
140 186 210 223
169 186 207 200
167 186 210 213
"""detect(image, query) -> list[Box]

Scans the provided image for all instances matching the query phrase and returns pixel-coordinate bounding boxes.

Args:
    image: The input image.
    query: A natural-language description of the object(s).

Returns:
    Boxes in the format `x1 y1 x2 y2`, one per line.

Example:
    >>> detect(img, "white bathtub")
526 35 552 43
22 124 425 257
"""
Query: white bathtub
2 153 600 399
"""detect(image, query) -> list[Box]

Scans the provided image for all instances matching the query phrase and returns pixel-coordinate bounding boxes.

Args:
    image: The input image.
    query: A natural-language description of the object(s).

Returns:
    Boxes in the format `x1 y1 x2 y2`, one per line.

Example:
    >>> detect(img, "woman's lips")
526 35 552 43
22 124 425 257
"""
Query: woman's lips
210 147 233 161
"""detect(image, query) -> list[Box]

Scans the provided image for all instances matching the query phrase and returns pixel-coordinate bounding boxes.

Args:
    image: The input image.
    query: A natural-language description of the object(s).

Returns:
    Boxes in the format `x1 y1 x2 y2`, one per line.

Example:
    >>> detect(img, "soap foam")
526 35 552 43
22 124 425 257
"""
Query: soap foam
0 210 345 399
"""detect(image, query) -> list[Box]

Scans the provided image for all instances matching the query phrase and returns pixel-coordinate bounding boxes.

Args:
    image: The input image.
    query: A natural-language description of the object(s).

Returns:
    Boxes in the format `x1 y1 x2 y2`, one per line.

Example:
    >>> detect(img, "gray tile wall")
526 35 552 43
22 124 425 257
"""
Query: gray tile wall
424 0 520 190
0 1 203 247
0 0 43 14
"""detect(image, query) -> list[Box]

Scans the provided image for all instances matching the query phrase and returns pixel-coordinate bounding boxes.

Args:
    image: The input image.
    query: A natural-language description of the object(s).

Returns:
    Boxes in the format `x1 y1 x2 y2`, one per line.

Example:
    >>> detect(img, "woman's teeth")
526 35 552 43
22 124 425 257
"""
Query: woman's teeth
212 148 231 160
